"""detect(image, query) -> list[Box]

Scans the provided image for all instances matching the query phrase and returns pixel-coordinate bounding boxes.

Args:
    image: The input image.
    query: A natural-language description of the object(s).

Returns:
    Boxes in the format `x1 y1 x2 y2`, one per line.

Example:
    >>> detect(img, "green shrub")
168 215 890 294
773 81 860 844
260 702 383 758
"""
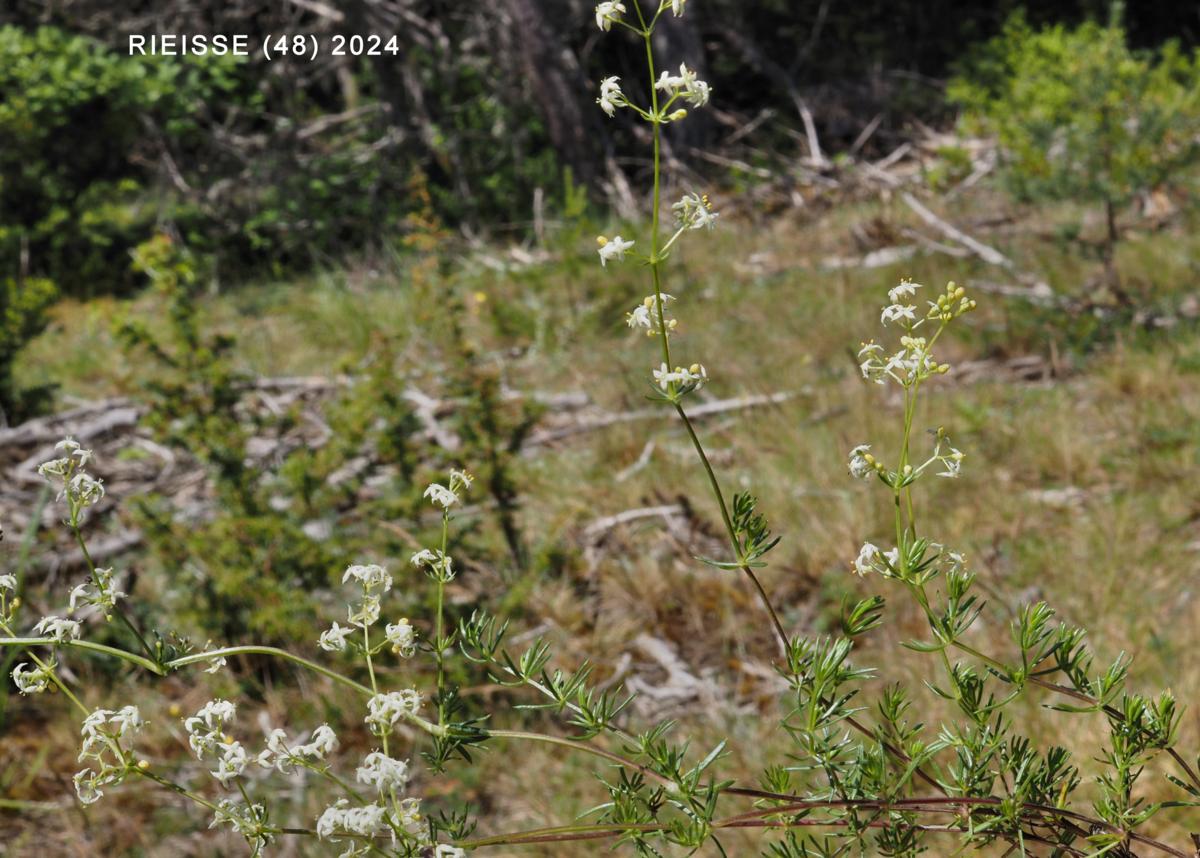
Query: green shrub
950 9 1200 292
0 276 57 423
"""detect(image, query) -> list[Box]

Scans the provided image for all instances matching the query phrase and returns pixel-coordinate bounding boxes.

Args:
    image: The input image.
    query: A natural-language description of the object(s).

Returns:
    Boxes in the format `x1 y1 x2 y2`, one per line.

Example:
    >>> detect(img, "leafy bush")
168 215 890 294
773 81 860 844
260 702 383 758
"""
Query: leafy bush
950 10 1200 292
0 275 56 424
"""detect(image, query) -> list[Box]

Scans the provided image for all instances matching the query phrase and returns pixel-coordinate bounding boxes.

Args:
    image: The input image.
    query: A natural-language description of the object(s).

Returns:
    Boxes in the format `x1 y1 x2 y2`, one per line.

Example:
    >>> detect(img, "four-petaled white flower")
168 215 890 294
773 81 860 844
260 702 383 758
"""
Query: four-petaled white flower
881 304 917 326
34 615 81 642
847 445 874 480
594 1 627 31
424 482 459 508
12 661 54 694
385 619 417 657
319 621 354 652
257 724 338 774
597 235 635 267
889 279 921 304
436 846 468 858
343 563 392 592
937 446 965 478
853 543 880 577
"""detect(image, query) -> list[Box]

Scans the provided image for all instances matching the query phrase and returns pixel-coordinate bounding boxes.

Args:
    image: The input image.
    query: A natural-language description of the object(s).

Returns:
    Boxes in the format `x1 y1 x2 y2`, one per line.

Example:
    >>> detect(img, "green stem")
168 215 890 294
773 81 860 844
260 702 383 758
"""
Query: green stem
71 523 154 661
168 646 371 696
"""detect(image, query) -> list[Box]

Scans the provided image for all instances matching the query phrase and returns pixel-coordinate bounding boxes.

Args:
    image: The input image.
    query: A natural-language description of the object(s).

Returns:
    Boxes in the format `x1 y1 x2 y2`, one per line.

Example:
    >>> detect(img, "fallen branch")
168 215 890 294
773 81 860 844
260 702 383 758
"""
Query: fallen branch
526 392 795 447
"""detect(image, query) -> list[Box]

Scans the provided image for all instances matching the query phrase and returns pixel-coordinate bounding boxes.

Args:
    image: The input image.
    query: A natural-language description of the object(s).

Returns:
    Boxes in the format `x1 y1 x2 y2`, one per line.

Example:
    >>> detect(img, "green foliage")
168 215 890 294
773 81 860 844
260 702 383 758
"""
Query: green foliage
0 276 56 422
951 9 1200 286
115 236 329 643
951 11 1200 208
0 27 244 295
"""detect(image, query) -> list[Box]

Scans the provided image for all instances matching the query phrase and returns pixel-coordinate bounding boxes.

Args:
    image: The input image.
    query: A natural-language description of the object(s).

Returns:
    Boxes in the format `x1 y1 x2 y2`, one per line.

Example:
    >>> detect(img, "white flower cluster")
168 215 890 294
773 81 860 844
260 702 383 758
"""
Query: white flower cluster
315 796 426 854
210 798 274 855
595 0 688 33
653 362 708 394
597 75 626 117
184 699 247 786
37 438 105 520
256 724 338 774
862 280 977 387
411 548 453 580
341 562 392 628
73 705 144 805
33 614 80 642
673 192 719 231
626 294 677 337
655 63 711 108
852 542 900 577
365 689 422 735
68 566 125 619
356 751 410 793
424 469 472 509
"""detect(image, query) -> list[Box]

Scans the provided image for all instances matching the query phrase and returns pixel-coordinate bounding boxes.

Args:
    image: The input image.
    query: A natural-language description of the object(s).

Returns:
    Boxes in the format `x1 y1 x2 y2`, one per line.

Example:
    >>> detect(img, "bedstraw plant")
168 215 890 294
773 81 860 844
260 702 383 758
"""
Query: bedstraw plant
3 3 1198 856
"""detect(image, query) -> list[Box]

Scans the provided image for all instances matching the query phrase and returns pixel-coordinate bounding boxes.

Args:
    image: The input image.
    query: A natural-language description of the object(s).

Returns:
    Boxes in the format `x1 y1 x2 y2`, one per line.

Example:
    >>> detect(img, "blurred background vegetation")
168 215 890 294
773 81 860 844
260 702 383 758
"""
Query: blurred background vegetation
2 1 1200 854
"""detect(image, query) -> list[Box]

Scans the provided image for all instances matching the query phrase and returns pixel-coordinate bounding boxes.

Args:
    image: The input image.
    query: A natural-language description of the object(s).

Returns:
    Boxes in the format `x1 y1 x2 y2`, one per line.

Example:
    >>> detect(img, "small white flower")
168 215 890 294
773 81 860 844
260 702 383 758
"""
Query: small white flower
673 192 719 230
597 235 635 267
385 619 416 657
204 656 228 675
847 445 874 480
365 690 422 734
319 621 354 652
424 483 459 508
597 75 625 117
210 799 274 853
626 294 677 335
343 563 392 592
0 574 16 591
652 362 707 392
888 279 921 303
212 740 248 786
436 846 468 858
595 1 627 31
33 615 81 642
449 469 474 493
12 661 54 694
73 768 112 805
349 595 381 628
185 699 237 759
853 543 880 577
356 751 411 793
256 724 338 773
669 0 686 15
884 547 901 569
937 447 965 478
65 472 105 508
68 567 125 616
881 304 917 326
